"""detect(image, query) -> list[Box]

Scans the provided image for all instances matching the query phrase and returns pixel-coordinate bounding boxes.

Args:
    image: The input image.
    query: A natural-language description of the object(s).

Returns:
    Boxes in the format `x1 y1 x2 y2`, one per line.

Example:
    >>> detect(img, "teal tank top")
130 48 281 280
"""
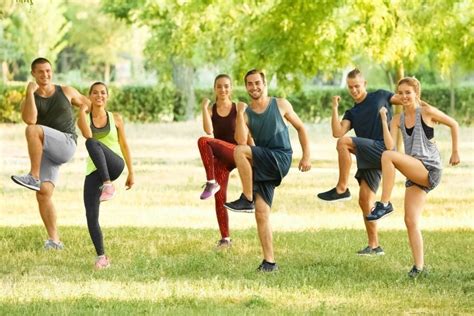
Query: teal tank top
246 98 293 176
246 97 292 151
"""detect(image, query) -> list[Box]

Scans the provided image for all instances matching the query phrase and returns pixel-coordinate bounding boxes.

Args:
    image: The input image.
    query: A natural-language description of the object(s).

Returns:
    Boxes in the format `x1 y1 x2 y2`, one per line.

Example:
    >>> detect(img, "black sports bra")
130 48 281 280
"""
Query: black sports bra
405 115 434 140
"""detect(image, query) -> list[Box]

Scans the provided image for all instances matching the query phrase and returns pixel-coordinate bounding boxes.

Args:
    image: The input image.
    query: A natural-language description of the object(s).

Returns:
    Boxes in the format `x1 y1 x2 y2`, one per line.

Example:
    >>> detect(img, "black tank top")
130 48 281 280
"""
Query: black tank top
35 85 77 142
211 102 237 144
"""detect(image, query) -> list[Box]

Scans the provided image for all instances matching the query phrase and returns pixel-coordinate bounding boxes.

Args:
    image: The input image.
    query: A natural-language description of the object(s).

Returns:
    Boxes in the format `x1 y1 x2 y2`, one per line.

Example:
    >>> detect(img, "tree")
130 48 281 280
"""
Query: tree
1 0 70 80
63 0 132 83
102 0 251 119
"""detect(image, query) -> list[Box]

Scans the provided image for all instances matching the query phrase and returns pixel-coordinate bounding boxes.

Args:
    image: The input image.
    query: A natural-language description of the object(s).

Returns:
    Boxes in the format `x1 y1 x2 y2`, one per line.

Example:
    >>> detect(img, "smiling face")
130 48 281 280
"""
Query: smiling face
346 75 367 103
396 78 421 107
245 73 266 100
214 76 232 101
31 62 53 86
397 83 418 107
89 83 108 108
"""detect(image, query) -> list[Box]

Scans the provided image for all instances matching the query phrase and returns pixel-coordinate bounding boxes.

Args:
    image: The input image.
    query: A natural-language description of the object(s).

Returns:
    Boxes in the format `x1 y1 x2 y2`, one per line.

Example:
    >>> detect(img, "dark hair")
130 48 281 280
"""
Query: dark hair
347 68 363 79
31 57 51 71
214 74 232 87
89 81 109 95
244 69 266 85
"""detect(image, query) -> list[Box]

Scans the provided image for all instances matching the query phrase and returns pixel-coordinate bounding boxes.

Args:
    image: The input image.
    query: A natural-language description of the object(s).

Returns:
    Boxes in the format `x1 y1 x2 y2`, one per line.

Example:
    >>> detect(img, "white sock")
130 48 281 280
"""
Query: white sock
208 179 216 184
223 237 231 241
383 202 389 207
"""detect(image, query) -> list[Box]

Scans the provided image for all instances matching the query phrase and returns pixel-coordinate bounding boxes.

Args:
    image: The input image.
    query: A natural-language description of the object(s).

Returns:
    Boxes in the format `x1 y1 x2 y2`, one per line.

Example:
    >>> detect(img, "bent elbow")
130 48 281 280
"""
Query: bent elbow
235 137 247 145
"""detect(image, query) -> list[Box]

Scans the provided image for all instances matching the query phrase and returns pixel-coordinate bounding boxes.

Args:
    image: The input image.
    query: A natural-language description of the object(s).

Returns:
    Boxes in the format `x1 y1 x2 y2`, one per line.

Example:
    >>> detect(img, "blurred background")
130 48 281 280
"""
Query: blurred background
1 0 473 124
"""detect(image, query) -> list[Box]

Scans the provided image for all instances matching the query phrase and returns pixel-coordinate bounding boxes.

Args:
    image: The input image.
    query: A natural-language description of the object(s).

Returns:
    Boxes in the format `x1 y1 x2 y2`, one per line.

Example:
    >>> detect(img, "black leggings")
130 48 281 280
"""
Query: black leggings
84 138 124 256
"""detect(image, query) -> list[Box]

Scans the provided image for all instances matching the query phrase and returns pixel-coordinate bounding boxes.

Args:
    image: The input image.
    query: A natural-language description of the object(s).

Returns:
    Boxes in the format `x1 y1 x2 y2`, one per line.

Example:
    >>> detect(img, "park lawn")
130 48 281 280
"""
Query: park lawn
0 226 473 315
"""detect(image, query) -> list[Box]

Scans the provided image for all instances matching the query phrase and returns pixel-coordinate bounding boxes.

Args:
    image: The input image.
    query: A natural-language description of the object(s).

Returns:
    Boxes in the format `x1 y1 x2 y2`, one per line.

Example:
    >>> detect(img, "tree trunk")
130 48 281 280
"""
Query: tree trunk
449 68 455 115
172 62 196 121
394 63 404 152
1 61 9 83
104 61 110 84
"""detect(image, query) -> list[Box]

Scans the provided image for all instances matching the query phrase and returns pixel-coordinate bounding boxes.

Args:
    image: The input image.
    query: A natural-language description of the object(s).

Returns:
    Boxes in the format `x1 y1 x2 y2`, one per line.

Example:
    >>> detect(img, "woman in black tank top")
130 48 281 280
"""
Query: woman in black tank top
197 74 240 249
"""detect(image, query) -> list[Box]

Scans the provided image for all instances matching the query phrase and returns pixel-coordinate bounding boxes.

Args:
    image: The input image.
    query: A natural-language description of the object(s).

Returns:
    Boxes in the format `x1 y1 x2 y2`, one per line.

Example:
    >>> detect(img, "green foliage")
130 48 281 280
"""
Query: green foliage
2 0 71 75
80 84 184 122
1 84 473 124
0 84 22 123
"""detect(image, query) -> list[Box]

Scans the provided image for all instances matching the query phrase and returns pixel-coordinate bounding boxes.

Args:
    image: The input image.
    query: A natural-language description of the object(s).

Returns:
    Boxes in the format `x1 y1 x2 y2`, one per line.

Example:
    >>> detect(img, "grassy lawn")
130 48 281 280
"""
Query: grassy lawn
0 226 473 314
1 121 473 314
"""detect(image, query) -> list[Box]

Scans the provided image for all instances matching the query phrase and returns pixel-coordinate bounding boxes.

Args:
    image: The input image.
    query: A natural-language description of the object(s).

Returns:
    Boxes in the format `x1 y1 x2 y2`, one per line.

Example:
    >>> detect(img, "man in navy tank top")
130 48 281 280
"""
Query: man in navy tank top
225 69 311 272
11 58 90 250
317 68 402 256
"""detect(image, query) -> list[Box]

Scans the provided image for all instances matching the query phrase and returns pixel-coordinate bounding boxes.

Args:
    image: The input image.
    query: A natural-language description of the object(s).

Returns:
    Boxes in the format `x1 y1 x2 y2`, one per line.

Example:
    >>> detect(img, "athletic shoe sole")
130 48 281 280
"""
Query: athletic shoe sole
100 192 116 202
357 250 386 256
200 185 221 200
316 195 352 203
366 209 394 222
224 205 255 213
11 176 40 191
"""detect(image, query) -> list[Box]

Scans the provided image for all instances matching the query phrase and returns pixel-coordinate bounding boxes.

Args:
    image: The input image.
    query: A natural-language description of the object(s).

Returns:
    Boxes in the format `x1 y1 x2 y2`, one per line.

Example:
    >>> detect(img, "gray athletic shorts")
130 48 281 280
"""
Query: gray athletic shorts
40 125 76 185
352 137 385 193
406 163 442 193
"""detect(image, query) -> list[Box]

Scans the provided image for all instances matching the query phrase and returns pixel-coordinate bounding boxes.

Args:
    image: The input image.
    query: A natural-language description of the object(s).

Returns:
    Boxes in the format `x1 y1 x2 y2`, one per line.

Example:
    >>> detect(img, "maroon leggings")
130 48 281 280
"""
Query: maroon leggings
197 137 236 238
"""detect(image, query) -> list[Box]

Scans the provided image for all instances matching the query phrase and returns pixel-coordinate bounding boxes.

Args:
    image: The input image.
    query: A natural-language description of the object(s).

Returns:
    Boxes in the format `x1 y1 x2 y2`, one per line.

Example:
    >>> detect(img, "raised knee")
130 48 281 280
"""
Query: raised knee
25 125 40 138
381 150 394 162
197 136 208 147
233 145 245 158
85 137 98 149
336 137 351 151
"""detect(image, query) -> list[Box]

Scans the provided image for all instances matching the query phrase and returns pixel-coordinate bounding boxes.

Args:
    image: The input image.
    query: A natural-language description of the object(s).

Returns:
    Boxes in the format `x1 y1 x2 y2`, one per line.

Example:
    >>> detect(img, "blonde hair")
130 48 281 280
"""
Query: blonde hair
397 77 421 98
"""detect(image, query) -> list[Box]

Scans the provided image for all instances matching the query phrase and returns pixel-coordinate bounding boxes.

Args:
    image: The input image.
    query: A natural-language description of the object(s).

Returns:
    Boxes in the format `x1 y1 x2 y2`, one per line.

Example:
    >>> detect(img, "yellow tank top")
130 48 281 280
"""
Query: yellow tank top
86 111 123 175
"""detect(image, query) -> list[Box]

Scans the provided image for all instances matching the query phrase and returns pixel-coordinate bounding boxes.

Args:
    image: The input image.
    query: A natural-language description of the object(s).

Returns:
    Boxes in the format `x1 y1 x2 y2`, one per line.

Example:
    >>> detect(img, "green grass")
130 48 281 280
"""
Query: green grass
0 226 473 315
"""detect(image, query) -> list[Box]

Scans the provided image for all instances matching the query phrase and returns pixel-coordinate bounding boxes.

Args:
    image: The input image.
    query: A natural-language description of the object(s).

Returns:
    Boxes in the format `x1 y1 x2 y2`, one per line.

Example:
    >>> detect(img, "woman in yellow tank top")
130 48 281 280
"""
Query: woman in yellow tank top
77 82 134 269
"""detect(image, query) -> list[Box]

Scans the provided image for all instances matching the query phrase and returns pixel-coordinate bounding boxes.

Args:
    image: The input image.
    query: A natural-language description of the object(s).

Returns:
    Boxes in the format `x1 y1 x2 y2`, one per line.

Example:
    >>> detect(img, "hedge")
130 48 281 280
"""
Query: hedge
1 84 472 124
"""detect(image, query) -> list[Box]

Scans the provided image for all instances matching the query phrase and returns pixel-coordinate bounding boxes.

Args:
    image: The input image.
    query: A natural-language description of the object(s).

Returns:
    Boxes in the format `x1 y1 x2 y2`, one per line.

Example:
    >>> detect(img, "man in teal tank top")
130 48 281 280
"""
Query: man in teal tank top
225 69 311 272
11 58 90 250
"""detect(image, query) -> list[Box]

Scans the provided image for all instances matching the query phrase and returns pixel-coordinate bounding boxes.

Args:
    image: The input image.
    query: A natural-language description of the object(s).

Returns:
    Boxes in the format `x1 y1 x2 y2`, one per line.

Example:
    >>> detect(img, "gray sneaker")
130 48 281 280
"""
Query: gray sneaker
357 246 385 256
215 238 232 250
44 239 64 250
11 174 40 191
257 259 279 272
408 265 428 278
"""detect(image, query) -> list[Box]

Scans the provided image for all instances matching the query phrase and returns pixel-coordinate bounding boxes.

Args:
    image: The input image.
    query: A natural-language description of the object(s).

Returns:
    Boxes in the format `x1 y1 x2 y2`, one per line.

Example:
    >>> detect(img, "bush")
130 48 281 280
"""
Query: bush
1 83 472 124
0 84 23 123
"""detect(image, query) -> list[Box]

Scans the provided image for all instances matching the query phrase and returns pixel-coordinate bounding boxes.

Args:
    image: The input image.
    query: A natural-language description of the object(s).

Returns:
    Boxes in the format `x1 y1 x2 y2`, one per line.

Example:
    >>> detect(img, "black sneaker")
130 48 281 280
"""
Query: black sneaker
366 201 394 221
356 245 385 256
224 193 255 213
408 265 427 278
317 187 351 202
257 259 279 272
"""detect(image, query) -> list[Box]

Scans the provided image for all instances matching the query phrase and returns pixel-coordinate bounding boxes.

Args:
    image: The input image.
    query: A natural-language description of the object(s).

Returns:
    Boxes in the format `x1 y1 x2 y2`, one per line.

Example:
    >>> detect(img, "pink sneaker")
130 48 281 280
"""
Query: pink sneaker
99 183 116 202
200 182 220 200
95 255 110 269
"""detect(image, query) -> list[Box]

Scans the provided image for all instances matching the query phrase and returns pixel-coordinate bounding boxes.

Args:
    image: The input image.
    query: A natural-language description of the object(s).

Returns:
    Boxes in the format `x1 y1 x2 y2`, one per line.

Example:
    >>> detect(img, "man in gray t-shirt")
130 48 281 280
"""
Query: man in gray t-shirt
11 57 90 250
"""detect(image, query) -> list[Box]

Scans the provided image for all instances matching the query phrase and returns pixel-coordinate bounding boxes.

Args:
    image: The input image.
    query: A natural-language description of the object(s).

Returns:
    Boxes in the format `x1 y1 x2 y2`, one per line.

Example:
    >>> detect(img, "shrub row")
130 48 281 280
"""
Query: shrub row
1 84 472 124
